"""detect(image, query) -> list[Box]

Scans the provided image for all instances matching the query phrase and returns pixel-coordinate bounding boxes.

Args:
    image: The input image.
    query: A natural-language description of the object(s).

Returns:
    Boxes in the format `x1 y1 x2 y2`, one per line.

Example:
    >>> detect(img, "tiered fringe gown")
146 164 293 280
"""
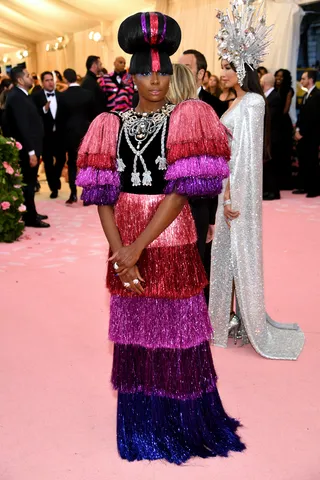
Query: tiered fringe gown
76 100 246 464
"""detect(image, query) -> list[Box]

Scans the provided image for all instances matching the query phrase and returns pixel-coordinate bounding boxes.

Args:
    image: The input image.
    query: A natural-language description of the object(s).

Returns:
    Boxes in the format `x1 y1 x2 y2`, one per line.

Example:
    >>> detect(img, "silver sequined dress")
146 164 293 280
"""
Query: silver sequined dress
209 92 305 360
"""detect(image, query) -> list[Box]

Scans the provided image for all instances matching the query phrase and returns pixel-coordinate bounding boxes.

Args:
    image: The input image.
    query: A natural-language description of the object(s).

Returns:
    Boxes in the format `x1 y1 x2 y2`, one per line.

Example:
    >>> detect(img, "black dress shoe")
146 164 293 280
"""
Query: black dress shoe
292 189 306 194
25 219 50 228
66 194 78 205
306 192 320 198
50 191 58 199
263 192 280 201
37 214 48 220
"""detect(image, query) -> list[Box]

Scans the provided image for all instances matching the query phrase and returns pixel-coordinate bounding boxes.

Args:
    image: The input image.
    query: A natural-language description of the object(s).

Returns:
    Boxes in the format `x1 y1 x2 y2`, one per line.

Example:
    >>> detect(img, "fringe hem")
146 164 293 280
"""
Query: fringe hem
117 391 246 464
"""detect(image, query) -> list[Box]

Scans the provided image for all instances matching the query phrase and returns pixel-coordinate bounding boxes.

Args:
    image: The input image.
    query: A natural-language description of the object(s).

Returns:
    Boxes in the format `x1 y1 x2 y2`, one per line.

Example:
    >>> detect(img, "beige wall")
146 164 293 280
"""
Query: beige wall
154 0 228 75
32 0 226 77
32 0 299 80
35 23 113 77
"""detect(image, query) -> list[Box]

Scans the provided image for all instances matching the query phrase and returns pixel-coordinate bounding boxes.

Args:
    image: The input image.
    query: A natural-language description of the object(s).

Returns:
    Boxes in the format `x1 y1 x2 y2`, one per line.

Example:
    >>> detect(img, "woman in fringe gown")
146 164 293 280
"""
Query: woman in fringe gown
76 11 245 464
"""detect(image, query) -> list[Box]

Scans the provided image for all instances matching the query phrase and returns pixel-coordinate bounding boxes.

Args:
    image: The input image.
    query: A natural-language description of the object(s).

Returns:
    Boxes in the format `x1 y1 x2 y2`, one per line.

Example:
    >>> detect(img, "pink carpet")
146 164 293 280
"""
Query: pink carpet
1 189 319 480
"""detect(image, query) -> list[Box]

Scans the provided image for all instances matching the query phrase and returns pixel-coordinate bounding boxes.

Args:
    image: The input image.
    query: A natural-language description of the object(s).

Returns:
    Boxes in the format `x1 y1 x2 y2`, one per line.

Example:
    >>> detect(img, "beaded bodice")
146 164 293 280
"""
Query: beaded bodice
116 104 175 195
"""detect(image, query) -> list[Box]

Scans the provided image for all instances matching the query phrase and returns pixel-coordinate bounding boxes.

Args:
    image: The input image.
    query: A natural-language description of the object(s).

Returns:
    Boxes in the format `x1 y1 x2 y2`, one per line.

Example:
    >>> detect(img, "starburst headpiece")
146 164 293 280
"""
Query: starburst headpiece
215 0 273 86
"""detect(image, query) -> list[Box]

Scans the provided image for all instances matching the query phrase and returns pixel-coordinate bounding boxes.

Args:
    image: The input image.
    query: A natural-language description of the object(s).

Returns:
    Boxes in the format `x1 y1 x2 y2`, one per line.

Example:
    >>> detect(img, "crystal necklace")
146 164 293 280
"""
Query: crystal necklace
116 103 175 187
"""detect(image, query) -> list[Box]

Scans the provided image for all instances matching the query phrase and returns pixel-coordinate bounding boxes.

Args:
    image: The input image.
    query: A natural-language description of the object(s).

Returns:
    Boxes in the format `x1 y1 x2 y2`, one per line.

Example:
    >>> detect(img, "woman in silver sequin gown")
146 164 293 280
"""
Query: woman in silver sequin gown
209 61 305 360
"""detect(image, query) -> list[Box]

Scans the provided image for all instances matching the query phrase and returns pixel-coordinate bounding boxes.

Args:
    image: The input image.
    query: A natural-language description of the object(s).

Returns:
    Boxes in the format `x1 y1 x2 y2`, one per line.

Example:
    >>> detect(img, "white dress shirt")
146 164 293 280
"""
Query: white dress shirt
43 90 57 131
17 86 28 96
265 87 274 98
306 85 316 100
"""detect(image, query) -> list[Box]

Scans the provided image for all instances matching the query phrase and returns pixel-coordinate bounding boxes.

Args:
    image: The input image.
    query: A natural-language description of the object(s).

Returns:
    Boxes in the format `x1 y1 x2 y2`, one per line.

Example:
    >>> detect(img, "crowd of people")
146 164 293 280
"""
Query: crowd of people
197 65 320 200
0 48 319 230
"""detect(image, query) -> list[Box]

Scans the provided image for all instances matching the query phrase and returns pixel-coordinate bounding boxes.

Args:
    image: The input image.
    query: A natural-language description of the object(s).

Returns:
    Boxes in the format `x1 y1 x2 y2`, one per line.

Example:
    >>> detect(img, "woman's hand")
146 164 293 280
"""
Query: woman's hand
224 204 240 228
109 243 143 275
118 265 145 295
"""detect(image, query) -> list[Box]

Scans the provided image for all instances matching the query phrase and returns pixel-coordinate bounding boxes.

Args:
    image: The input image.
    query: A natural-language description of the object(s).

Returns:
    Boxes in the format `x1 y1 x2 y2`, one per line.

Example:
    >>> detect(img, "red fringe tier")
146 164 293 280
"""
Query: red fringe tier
114 193 197 248
77 112 120 170
107 243 207 299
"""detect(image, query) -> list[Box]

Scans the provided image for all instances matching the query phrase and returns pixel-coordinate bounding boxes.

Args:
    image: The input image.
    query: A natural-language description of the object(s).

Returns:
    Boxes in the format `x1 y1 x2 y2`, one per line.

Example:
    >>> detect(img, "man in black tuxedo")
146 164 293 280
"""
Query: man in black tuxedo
4 67 49 228
179 49 227 119
179 49 227 303
294 70 320 198
261 73 282 200
32 71 66 199
60 68 95 204
81 56 105 118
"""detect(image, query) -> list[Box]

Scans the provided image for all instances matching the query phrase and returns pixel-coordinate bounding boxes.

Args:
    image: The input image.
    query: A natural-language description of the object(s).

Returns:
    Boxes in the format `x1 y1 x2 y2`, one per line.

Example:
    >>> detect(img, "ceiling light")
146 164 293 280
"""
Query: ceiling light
3 56 8 63
93 32 102 42
89 31 94 40
46 44 50 52
22 50 28 58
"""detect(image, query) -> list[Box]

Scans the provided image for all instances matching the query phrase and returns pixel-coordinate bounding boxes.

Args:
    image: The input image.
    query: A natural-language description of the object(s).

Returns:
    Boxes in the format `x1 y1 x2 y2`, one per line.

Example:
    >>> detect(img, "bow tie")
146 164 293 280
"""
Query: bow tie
46 92 55 97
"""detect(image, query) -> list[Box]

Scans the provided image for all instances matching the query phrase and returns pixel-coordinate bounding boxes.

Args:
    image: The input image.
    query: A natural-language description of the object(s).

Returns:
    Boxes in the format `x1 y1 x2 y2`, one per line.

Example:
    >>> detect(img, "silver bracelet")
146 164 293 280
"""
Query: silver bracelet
223 199 232 207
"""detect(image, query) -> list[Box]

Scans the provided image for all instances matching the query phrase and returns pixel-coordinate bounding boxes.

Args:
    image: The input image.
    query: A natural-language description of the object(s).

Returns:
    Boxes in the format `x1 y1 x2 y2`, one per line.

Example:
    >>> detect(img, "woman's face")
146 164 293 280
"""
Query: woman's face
221 60 238 88
208 76 217 88
275 71 283 87
220 76 226 89
133 71 170 104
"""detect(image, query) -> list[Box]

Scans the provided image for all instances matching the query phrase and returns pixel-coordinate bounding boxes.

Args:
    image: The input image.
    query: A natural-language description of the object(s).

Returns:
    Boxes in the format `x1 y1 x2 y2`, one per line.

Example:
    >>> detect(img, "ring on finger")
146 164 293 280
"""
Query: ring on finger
114 262 119 271
133 278 139 285
123 282 130 288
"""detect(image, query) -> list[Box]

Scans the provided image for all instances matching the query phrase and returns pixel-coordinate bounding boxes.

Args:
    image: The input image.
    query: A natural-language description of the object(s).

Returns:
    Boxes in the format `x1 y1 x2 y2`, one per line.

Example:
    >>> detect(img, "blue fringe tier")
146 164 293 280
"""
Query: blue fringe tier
117 390 246 464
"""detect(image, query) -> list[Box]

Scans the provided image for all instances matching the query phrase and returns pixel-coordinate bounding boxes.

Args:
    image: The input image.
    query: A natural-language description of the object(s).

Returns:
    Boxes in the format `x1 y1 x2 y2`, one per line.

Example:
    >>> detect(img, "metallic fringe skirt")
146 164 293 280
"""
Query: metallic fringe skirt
108 193 245 464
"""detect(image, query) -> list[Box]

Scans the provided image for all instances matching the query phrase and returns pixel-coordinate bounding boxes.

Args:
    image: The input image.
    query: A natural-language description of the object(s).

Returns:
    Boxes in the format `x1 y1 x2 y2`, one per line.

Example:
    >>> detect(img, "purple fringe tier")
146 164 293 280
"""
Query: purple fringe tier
164 177 223 197
109 293 212 349
165 155 229 181
80 185 120 206
76 167 120 187
112 341 217 400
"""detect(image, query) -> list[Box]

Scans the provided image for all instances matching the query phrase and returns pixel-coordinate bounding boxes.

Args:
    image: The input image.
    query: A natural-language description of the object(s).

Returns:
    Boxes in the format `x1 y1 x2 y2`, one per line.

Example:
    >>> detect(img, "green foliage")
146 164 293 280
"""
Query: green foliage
0 135 25 242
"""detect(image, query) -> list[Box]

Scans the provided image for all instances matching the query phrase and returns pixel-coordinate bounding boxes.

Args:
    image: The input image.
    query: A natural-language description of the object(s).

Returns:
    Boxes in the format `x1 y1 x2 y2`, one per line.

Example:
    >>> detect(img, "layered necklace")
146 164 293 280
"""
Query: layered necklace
116 103 175 187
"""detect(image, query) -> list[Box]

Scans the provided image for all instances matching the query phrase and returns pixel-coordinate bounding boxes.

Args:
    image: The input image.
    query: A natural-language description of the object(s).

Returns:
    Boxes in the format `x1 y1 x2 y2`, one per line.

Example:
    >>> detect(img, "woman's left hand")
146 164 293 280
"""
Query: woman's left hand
224 204 240 228
109 243 143 275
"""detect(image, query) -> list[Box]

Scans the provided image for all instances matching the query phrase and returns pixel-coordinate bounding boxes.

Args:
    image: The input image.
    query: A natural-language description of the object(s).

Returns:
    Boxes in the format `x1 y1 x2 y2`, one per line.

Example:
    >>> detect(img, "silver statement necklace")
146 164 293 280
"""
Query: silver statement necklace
116 103 175 187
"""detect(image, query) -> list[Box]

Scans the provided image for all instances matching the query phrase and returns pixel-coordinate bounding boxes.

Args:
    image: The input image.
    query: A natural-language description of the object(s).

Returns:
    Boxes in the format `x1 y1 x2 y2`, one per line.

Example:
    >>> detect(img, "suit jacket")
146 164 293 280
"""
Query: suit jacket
198 87 227 119
81 71 105 117
194 87 225 225
296 87 320 141
59 86 95 150
4 86 44 157
266 89 282 149
32 89 64 138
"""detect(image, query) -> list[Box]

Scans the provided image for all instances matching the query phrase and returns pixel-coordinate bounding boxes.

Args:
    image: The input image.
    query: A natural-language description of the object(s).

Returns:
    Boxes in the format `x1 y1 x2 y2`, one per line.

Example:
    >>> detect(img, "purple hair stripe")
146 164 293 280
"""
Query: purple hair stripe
141 13 148 43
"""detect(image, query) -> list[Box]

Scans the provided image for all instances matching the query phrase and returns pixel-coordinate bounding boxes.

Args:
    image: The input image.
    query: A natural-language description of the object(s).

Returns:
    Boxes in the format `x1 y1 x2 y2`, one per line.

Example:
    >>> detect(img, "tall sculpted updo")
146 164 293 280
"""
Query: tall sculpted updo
118 12 181 75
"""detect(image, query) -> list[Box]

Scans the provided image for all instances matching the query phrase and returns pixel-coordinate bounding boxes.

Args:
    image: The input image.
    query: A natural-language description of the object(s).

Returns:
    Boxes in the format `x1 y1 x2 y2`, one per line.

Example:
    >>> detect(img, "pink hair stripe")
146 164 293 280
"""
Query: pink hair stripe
151 49 161 72
141 13 148 43
149 13 159 45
